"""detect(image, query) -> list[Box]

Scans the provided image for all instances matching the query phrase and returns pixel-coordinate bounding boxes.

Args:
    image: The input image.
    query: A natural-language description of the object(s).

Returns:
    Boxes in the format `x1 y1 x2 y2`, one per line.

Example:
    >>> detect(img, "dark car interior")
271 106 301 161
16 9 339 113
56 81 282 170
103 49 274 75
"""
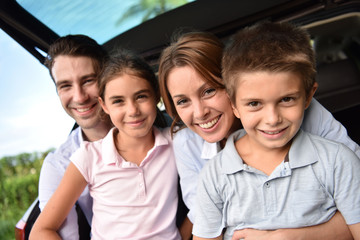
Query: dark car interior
1 0 359 239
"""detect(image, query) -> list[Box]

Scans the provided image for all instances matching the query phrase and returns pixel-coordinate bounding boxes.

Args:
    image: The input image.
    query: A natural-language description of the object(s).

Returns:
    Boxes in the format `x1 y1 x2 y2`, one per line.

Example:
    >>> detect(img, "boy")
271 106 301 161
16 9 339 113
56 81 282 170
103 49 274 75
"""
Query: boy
192 21 360 240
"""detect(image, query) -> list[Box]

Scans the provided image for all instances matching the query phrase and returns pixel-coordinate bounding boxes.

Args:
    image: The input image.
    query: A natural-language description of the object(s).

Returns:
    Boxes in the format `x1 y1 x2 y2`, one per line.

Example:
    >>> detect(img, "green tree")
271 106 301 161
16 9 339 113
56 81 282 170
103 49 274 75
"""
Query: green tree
116 0 190 25
0 149 52 239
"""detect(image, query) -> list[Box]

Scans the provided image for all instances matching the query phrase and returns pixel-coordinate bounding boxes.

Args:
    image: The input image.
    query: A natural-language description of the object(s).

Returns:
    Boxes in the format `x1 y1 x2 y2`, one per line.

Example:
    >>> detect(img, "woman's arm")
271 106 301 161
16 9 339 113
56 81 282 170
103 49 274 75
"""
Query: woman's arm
29 163 87 240
179 216 193 240
302 99 360 157
232 211 352 240
194 235 222 240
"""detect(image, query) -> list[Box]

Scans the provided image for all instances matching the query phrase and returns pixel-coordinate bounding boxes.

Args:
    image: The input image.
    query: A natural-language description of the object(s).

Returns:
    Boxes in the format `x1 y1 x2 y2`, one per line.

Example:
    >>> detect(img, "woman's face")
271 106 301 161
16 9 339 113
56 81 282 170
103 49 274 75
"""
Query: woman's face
167 66 237 143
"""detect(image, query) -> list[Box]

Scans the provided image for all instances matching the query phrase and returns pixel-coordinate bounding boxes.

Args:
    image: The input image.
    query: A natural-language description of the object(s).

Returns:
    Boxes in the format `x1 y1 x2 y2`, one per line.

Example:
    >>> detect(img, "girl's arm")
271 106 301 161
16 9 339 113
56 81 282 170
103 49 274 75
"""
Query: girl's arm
232 211 352 240
349 223 360 240
29 163 87 240
179 216 193 240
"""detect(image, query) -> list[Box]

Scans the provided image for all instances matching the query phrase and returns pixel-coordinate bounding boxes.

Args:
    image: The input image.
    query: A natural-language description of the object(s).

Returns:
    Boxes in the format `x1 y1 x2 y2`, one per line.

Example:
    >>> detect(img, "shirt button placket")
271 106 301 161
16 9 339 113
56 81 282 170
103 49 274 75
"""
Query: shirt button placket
138 170 146 200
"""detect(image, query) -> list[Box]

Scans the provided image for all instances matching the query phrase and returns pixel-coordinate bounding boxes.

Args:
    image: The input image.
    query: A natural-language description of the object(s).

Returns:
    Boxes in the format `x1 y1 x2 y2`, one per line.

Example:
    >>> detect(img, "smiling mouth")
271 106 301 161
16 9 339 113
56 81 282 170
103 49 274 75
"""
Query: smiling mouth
198 116 220 129
261 128 286 135
75 103 96 113
76 107 92 113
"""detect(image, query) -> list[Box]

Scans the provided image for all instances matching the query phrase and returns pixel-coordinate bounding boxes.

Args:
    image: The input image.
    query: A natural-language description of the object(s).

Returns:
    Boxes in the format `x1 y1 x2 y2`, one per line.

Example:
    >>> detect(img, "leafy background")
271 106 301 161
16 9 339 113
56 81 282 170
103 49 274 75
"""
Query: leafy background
0 150 52 239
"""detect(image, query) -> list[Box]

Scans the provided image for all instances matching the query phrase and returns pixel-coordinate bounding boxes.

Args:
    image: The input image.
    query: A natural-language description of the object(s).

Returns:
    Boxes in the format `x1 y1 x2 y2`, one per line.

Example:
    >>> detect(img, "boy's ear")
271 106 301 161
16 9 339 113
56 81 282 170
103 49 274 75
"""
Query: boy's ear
227 92 241 119
98 97 109 114
305 82 318 109
232 102 241 119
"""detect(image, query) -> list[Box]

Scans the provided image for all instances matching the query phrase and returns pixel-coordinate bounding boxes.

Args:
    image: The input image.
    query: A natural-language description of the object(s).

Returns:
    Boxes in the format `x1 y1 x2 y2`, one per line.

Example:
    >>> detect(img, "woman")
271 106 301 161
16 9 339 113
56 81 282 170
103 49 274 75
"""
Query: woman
158 30 360 240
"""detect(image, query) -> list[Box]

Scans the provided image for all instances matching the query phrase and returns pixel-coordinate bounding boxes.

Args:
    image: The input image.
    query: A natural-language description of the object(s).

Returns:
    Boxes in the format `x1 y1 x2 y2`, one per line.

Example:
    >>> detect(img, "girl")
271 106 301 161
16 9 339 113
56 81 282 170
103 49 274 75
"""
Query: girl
158 31 360 240
30 50 181 240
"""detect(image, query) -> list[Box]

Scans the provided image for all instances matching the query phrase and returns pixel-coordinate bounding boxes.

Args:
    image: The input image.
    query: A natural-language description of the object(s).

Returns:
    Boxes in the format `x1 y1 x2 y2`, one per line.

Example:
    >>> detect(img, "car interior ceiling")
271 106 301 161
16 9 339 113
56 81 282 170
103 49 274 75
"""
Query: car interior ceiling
306 12 360 144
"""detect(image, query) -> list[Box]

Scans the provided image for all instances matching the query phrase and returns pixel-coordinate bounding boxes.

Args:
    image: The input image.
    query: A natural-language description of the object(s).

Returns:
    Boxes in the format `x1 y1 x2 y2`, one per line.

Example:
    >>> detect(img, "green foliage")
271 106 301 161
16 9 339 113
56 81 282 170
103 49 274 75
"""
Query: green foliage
116 0 191 25
0 149 53 239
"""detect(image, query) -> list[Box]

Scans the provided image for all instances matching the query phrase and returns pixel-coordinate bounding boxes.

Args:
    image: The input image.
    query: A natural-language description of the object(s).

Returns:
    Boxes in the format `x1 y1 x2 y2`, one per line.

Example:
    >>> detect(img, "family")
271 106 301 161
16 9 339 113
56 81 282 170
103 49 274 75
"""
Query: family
30 21 360 240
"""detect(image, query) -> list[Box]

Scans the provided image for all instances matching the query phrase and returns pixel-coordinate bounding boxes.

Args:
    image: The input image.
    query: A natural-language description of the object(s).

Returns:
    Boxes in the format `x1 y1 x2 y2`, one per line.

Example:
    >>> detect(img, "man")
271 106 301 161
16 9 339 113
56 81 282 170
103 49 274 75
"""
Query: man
38 35 112 239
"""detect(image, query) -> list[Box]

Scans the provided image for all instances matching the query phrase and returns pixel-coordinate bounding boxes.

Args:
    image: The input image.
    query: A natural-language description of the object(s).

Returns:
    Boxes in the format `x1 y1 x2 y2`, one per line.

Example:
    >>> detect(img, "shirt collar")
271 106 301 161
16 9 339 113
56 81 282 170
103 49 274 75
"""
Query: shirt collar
288 129 318 168
201 140 220 159
221 129 247 174
220 129 318 174
101 127 170 166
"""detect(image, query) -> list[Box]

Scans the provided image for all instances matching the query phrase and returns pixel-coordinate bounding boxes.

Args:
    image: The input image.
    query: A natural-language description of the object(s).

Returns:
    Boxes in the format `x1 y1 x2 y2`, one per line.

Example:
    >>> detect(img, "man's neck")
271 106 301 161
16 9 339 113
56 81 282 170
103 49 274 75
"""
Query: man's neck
81 121 112 142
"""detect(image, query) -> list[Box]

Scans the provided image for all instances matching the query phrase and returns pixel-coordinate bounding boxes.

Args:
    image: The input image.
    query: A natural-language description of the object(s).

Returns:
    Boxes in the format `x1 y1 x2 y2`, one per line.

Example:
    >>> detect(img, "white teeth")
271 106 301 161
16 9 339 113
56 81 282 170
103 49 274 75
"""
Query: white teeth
199 117 219 129
77 107 91 113
263 130 281 135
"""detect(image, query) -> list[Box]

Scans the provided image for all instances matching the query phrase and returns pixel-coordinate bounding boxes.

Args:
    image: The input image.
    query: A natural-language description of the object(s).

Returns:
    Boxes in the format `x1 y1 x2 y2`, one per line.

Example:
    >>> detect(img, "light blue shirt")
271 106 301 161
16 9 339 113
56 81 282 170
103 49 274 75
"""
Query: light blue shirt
38 127 92 240
173 98 360 223
193 129 360 239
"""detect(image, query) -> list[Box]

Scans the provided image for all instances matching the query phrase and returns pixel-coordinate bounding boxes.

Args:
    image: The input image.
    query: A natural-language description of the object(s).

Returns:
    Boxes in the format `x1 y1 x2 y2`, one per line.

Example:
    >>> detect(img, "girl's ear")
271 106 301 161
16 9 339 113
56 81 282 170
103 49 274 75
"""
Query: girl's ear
98 97 110 115
305 82 318 109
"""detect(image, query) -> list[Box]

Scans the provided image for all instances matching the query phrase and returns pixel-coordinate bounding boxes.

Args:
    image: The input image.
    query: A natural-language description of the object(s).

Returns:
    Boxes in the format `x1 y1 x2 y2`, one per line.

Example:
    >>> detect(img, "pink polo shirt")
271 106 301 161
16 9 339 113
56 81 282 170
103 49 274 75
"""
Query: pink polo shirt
71 127 180 240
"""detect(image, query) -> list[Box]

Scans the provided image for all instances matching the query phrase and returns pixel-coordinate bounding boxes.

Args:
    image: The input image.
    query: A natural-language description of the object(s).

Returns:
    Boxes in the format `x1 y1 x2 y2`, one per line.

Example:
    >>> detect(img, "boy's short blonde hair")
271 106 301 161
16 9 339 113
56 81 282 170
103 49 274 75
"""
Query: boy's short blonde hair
222 21 316 104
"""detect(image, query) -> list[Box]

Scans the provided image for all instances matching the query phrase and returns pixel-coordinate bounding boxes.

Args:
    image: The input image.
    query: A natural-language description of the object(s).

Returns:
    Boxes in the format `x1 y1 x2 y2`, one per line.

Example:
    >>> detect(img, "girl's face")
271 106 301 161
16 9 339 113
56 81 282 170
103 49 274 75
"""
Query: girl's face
232 71 315 152
167 66 237 143
99 74 157 141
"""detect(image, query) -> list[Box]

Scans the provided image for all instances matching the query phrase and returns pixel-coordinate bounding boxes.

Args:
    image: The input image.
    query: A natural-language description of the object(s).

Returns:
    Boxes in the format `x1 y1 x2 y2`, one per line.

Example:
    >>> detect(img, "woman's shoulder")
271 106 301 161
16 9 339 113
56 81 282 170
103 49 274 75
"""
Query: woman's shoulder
173 127 203 142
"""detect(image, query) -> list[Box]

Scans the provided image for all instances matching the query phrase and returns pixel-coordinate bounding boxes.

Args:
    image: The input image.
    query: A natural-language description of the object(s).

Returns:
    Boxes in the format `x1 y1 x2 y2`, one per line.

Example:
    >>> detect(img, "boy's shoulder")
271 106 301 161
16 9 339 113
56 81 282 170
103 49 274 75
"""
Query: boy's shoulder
290 130 358 167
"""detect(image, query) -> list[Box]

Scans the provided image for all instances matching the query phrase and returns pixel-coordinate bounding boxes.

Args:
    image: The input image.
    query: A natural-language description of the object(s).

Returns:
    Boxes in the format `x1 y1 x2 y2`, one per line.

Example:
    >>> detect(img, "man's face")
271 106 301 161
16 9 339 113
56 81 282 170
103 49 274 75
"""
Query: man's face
52 55 102 130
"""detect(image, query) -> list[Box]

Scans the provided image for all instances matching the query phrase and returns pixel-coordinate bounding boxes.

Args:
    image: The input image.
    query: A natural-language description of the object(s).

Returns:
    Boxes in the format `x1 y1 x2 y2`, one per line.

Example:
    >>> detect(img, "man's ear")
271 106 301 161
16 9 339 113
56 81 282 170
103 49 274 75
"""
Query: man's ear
305 82 318 109
98 97 109 114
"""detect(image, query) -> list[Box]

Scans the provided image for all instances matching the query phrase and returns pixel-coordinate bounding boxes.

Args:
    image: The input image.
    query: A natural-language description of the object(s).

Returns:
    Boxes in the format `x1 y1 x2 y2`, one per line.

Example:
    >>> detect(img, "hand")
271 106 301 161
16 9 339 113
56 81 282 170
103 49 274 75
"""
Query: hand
232 229 279 240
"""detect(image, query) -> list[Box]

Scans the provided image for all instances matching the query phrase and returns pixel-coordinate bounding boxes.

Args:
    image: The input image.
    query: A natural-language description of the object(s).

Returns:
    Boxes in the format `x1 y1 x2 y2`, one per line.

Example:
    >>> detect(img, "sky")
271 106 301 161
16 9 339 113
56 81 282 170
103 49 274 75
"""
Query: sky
0 29 75 158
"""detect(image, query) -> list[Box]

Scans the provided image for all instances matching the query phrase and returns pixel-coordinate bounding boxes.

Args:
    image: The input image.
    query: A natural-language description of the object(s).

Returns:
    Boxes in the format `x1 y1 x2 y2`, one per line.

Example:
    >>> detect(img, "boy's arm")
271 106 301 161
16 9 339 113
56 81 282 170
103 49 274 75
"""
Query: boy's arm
349 223 360 240
30 163 87 240
232 211 352 240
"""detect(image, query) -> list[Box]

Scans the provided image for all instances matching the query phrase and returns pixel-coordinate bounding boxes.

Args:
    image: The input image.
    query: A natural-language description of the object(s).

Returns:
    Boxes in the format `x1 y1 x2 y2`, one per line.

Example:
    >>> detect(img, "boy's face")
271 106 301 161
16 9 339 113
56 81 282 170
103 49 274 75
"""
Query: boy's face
232 71 316 151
